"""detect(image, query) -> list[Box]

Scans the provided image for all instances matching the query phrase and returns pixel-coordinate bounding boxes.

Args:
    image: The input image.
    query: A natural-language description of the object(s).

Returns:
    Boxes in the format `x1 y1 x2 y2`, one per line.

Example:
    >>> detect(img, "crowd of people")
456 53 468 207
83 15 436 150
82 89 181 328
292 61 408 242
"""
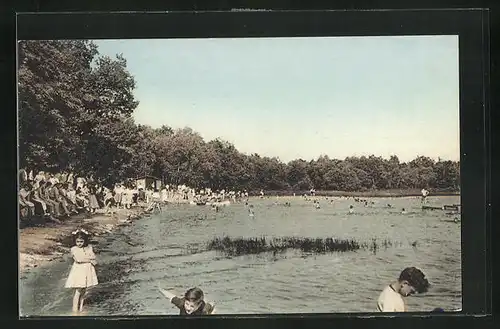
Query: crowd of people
18 169 247 225
18 169 237 225
17 169 159 224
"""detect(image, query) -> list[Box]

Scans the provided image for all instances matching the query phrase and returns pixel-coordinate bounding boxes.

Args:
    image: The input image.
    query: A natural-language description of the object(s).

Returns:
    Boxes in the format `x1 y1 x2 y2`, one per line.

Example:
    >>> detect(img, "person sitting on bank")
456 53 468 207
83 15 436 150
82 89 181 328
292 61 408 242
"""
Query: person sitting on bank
57 183 79 215
377 267 430 312
158 285 216 315
41 181 63 217
19 183 36 219
30 183 52 218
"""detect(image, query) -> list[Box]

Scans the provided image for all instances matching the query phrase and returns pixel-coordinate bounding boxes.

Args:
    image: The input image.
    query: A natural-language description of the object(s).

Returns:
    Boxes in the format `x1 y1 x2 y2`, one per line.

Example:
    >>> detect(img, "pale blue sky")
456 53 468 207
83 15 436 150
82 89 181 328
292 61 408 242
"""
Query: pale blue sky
95 36 459 163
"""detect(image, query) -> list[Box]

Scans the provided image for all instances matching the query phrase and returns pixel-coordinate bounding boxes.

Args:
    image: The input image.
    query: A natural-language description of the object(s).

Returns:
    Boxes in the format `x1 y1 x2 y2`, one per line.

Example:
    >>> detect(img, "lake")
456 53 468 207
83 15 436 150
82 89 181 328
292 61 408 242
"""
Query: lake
19 195 461 316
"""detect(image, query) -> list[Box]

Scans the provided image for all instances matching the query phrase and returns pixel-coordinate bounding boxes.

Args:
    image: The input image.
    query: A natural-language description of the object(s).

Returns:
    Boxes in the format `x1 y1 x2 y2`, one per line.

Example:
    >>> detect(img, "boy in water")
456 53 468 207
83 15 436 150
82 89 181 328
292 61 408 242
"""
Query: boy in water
158 285 216 315
377 267 429 312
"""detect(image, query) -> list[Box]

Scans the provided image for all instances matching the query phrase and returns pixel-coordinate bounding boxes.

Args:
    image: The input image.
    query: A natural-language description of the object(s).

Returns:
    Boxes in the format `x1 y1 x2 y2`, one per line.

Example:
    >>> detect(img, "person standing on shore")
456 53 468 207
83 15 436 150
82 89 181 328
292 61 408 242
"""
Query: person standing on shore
421 188 429 204
88 184 99 213
377 267 429 312
121 186 131 209
65 229 98 314
104 188 117 215
114 184 123 209
161 186 168 203
138 187 146 202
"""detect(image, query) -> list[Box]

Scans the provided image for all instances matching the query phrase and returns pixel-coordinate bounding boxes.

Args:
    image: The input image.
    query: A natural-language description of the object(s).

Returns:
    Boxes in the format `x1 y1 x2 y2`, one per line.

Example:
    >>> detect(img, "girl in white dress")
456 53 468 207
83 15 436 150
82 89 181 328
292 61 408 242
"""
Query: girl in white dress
114 184 123 208
65 229 98 314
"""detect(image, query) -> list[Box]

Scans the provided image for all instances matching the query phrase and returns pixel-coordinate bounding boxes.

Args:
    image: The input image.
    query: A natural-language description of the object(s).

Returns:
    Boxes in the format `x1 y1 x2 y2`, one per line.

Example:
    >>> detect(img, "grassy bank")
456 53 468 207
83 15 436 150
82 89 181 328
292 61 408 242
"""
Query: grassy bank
252 189 459 198
19 204 148 274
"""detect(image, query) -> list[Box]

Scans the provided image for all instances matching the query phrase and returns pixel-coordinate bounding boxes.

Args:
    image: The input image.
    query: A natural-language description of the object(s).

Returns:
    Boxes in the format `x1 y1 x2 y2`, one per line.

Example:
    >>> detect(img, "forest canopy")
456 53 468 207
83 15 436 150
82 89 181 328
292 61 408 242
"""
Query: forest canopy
18 40 460 192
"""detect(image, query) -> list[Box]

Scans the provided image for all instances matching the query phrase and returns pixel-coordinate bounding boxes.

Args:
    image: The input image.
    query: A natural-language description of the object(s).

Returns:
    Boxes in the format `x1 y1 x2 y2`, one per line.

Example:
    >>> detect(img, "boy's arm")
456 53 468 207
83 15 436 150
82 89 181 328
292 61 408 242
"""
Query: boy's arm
205 301 216 315
158 286 177 302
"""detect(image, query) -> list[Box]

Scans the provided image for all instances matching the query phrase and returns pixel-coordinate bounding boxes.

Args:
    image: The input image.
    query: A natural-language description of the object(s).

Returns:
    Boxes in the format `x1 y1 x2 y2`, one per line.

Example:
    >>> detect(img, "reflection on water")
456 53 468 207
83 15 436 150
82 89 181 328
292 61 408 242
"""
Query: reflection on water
20 196 461 316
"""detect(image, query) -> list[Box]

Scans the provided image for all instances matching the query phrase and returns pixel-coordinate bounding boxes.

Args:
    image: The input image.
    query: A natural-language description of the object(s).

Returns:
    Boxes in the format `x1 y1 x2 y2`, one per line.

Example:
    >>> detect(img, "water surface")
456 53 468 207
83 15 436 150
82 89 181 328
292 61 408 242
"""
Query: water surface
19 196 461 315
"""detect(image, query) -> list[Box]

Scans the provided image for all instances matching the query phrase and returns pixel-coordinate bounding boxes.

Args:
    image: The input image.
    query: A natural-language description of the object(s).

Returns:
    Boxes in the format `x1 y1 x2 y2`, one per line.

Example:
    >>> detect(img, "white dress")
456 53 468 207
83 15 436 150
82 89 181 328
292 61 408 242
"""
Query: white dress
65 245 99 288
121 189 131 206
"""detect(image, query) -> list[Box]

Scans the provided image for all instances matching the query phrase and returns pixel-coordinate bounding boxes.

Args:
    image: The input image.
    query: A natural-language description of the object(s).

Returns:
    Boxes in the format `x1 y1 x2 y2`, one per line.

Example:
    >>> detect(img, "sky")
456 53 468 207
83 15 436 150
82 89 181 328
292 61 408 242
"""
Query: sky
94 36 459 163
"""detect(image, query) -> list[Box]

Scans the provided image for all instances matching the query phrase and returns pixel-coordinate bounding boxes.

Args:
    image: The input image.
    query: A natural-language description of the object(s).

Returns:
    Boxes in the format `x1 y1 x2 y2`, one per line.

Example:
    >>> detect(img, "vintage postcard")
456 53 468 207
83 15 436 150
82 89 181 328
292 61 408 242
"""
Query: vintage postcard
18 36 461 316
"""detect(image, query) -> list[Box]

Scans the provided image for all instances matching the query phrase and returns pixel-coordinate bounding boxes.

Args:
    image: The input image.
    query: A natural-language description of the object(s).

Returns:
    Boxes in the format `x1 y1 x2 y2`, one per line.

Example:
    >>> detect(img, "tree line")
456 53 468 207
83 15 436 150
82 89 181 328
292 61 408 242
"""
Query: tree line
18 40 460 192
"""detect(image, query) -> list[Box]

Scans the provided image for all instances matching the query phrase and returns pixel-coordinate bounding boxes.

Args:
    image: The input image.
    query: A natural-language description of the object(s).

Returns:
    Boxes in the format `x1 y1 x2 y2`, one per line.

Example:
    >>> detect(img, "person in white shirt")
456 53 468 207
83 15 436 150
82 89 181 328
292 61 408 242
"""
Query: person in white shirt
66 184 77 205
35 171 45 183
377 267 429 312
421 188 429 203
146 189 162 213
161 187 168 202
49 174 59 185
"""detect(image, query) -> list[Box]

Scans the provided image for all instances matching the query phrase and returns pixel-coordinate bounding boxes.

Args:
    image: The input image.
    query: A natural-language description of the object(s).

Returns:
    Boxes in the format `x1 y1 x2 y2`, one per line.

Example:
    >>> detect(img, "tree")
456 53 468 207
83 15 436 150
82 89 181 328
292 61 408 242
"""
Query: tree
18 40 98 172
18 41 460 192
18 40 140 184
76 53 140 182
286 159 312 190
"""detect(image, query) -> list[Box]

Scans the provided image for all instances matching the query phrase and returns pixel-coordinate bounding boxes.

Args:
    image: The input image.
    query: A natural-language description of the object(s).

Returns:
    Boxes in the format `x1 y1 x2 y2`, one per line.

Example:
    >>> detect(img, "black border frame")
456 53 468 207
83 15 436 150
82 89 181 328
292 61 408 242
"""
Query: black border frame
4 7 492 329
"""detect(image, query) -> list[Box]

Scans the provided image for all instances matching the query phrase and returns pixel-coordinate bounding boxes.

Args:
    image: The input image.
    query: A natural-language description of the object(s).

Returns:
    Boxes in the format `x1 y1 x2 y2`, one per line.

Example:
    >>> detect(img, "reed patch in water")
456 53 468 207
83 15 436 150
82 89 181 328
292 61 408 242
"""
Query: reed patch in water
208 236 362 256
207 236 409 256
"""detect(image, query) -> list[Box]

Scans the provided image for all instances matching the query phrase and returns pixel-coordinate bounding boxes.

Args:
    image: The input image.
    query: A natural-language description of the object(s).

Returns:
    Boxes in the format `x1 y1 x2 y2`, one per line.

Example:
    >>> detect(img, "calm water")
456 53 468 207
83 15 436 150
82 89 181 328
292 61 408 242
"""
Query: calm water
19 196 461 316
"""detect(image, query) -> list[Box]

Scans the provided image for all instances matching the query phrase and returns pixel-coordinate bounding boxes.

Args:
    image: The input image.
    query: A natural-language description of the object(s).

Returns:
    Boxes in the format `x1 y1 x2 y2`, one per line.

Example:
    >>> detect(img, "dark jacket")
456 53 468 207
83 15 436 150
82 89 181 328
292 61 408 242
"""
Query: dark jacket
171 297 214 315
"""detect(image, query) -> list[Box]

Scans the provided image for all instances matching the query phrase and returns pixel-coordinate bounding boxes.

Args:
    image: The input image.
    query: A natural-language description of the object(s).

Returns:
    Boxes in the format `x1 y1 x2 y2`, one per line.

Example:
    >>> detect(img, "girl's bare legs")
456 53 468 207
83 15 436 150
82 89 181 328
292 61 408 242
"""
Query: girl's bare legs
72 288 82 313
78 288 87 312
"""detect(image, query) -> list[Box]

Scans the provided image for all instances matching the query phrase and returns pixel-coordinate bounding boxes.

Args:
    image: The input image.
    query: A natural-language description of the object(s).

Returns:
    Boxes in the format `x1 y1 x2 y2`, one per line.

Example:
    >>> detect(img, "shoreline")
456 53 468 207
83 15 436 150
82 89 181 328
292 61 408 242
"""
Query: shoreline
255 189 460 198
19 204 149 274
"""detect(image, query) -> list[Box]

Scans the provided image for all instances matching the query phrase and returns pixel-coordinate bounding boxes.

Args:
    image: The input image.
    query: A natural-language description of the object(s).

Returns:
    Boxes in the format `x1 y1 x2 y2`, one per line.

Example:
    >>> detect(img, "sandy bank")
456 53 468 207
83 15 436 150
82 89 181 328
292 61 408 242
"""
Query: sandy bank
19 204 148 274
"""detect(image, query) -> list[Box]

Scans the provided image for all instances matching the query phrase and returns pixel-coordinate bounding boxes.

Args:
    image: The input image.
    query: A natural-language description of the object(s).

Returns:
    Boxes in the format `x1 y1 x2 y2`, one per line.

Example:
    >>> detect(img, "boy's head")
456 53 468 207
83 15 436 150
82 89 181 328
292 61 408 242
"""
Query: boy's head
398 267 430 296
183 287 204 314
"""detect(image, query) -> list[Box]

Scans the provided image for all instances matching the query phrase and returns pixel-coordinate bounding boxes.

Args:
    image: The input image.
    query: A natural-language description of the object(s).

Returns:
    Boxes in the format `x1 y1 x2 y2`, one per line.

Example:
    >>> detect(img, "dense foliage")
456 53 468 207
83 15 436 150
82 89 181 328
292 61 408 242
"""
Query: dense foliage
18 40 460 191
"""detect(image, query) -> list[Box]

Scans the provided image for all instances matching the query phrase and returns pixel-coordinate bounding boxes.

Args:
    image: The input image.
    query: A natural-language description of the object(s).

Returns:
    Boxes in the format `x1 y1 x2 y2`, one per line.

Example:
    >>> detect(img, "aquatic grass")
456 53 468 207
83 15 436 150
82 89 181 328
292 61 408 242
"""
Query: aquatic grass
208 236 367 256
207 236 413 256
